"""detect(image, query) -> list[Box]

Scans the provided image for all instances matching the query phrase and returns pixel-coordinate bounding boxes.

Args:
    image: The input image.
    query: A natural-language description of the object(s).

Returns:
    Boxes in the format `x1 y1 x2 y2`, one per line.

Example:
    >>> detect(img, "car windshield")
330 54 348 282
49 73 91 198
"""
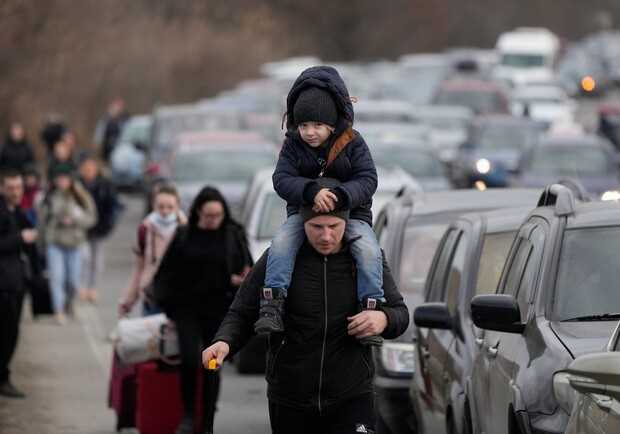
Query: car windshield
257 192 287 239
475 231 516 295
119 118 151 144
374 149 444 177
434 89 504 114
398 222 447 295
554 227 620 321
501 53 546 68
529 146 609 176
477 125 537 150
173 149 275 183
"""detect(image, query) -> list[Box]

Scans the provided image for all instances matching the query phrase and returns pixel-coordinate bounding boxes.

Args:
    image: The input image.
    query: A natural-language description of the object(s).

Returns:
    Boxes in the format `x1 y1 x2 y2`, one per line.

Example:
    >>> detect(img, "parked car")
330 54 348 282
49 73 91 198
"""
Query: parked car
597 102 620 151
511 133 620 199
469 184 620 434
170 131 277 218
432 77 510 115
411 203 538 434
371 140 451 191
109 114 152 190
560 321 620 434
557 44 612 97
355 100 418 124
450 115 542 188
510 84 577 127
373 188 542 434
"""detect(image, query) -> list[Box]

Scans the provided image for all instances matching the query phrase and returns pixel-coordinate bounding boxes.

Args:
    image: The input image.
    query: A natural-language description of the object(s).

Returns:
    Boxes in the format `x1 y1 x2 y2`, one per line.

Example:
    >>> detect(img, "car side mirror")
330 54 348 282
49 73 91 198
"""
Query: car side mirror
414 303 453 330
470 294 525 334
566 352 620 401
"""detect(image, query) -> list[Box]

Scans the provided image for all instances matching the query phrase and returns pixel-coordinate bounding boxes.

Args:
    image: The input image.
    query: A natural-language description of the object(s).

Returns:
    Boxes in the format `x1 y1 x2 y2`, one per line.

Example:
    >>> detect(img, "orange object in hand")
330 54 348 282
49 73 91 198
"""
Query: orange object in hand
208 359 218 370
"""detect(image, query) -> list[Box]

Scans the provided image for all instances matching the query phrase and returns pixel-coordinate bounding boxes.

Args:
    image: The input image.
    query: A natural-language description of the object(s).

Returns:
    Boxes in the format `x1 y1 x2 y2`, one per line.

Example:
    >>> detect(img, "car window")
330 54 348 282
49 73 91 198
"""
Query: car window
554 226 620 321
445 231 469 316
475 231 516 295
173 149 276 183
529 146 610 176
515 226 545 319
500 238 531 296
398 222 447 296
427 230 460 302
257 193 287 240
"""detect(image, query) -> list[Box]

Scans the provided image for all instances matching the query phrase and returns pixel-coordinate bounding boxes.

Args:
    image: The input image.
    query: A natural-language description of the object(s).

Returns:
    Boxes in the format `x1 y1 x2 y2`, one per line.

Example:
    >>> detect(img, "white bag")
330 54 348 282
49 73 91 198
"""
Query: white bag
115 313 179 364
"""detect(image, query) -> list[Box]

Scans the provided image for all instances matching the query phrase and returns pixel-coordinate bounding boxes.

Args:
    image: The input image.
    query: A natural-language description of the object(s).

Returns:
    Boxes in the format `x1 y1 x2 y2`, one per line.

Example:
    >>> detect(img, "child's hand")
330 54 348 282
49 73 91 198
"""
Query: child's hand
314 188 338 213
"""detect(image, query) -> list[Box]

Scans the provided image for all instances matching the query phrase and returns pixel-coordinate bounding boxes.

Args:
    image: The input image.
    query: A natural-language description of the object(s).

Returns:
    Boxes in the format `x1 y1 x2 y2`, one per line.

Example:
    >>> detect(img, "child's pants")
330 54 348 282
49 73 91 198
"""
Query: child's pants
265 214 384 301
47 244 81 313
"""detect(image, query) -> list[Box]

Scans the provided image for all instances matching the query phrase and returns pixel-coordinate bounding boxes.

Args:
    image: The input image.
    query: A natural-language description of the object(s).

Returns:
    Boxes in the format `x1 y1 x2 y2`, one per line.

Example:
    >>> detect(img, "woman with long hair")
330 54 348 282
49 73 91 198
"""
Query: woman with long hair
154 186 252 434
38 163 97 324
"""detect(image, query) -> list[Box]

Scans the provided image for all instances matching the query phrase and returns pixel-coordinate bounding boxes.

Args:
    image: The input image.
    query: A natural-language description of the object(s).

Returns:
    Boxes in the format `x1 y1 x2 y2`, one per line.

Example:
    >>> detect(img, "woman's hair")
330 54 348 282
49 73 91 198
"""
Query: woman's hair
153 183 180 202
188 186 235 229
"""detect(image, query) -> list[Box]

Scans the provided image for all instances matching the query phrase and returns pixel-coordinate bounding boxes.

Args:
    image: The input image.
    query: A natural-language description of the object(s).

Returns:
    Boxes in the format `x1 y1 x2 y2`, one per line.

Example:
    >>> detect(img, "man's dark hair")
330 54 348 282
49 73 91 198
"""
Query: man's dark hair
0 168 23 184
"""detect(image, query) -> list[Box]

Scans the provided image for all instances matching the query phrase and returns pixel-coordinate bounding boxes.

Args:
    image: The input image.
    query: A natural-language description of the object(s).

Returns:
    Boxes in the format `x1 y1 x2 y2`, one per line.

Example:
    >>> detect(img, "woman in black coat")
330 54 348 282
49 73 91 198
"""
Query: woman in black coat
0 123 35 173
154 186 252 434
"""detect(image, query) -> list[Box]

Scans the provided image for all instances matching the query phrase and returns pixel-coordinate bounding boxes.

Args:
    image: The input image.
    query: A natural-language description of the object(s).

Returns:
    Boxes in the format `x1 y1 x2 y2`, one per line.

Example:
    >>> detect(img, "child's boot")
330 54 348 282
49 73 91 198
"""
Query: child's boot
358 297 384 347
254 288 285 334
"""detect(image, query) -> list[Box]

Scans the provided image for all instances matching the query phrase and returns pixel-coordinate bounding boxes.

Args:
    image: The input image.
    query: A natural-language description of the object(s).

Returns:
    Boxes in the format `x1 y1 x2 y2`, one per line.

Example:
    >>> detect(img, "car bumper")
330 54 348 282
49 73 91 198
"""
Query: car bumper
470 171 510 188
375 376 416 434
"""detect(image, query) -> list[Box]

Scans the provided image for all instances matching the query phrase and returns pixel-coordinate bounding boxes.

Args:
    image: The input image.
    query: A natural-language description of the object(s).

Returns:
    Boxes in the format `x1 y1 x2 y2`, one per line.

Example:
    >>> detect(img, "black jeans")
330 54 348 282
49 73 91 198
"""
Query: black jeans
269 393 375 434
175 316 222 428
0 291 25 383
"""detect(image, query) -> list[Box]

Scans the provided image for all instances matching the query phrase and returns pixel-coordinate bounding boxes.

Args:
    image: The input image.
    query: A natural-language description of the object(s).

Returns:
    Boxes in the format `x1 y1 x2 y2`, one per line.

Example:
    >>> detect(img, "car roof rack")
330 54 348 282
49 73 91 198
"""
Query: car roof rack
537 184 576 216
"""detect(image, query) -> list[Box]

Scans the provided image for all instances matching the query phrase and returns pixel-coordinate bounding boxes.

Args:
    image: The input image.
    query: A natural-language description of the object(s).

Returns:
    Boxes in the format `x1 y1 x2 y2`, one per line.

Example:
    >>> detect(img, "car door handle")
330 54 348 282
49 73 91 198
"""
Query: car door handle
486 344 499 358
475 338 483 347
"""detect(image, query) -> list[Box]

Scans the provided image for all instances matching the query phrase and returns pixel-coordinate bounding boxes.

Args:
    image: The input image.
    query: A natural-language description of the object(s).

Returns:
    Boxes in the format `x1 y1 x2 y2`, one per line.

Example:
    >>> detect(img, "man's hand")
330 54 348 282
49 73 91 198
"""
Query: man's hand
202 341 230 370
21 229 38 244
347 310 388 338
230 266 251 287
313 188 338 213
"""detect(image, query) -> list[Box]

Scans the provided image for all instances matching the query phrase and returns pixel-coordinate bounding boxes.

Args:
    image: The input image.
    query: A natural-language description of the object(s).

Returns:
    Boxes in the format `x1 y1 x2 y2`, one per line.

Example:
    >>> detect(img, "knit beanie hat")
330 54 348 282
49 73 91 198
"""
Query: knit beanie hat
300 177 350 223
293 87 338 127
50 162 75 179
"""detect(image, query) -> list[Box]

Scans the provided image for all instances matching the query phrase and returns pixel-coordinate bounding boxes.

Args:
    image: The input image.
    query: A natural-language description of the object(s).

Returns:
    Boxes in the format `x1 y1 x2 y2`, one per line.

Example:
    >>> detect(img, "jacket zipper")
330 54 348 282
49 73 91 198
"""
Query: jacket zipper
318 256 328 413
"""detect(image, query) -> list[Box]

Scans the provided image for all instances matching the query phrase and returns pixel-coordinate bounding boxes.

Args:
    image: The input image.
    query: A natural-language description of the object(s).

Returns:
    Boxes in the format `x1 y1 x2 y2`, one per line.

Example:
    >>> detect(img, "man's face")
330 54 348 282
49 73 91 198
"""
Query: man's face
79 159 99 182
2 176 24 207
304 215 346 255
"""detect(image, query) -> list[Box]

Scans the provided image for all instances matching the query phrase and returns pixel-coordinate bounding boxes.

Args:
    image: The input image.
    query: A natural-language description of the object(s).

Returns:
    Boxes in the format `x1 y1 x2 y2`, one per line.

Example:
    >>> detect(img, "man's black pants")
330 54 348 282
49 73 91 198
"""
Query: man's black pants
175 317 222 428
269 393 375 434
0 291 25 384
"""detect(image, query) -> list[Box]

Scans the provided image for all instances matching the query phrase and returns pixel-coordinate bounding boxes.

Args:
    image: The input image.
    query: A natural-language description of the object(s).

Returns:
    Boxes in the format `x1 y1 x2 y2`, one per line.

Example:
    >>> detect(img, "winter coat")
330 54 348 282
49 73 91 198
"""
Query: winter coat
81 175 120 239
0 197 29 293
273 66 378 226
0 137 35 173
213 241 409 410
154 223 253 320
40 122 66 153
38 182 97 248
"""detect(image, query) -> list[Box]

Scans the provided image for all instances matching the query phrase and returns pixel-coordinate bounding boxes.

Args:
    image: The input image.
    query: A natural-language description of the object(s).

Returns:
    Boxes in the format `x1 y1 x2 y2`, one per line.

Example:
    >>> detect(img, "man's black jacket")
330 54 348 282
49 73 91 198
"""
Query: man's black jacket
0 197 31 293
213 241 409 411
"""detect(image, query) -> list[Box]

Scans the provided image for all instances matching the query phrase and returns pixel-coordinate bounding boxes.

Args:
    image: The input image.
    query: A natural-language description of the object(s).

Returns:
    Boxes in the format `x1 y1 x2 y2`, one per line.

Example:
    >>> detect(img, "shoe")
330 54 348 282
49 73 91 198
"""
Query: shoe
174 415 194 434
254 288 285 335
0 381 26 399
358 298 384 347
55 313 67 325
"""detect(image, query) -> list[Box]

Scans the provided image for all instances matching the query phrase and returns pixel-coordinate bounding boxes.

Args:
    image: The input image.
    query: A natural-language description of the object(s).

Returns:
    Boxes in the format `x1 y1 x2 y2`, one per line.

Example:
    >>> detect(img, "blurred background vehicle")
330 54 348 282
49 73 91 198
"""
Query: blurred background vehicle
110 114 152 191
510 83 577 127
510 133 620 198
450 115 542 188
431 77 510 115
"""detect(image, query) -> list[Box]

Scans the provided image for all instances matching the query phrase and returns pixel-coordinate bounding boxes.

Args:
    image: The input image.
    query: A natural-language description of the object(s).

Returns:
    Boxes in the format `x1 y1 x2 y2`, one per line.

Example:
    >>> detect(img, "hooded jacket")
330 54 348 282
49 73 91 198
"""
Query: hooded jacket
214 241 409 410
273 66 378 226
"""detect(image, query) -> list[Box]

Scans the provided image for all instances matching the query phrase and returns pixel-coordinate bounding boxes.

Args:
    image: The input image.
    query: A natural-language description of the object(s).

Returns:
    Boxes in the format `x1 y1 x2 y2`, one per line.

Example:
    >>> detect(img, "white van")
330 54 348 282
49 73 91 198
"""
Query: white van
493 27 560 87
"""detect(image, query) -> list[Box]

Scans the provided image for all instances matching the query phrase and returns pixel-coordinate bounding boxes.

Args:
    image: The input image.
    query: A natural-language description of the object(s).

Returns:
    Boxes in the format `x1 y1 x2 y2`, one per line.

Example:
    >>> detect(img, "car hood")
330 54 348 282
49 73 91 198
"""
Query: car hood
418 176 452 192
515 173 619 195
550 321 616 358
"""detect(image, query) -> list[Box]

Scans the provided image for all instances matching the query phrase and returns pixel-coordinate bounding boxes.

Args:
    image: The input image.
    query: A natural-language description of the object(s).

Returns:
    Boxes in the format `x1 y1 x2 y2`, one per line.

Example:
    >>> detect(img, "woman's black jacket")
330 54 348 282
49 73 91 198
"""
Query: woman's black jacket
213 240 409 411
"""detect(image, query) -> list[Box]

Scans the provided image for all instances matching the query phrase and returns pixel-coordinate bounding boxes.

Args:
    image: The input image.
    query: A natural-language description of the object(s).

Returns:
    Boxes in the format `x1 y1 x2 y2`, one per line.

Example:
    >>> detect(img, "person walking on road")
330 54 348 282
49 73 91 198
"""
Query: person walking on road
203 183 409 434
78 152 121 303
94 97 129 163
0 122 35 174
118 184 186 317
0 169 38 399
154 186 252 434
39 163 97 324
255 65 385 347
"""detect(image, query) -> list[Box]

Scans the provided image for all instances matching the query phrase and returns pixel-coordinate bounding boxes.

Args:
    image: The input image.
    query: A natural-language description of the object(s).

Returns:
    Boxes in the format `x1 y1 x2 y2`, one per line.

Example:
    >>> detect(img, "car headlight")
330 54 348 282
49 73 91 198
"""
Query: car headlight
380 342 414 375
475 158 492 174
553 372 579 414
601 190 620 201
